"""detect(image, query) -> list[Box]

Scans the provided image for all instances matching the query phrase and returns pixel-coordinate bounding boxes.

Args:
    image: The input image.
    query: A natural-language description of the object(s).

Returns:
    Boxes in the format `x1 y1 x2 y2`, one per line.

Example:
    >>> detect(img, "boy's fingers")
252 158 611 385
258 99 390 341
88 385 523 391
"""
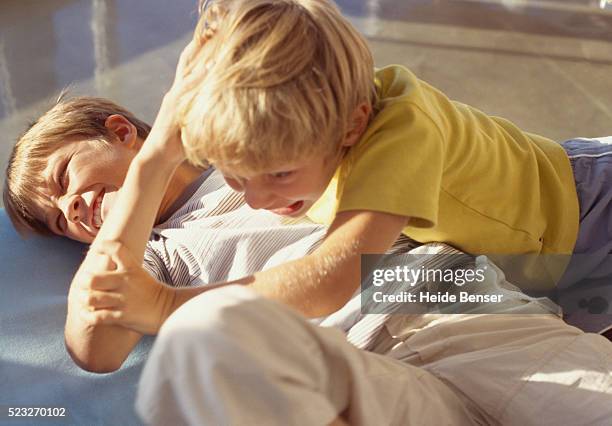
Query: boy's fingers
90 240 122 256
178 40 206 79
80 271 123 291
95 254 117 273
80 308 123 327
175 39 213 88
184 59 211 87
79 252 116 276
178 40 197 70
108 244 137 272
172 55 211 102
90 240 134 271
80 289 124 310
85 242 121 271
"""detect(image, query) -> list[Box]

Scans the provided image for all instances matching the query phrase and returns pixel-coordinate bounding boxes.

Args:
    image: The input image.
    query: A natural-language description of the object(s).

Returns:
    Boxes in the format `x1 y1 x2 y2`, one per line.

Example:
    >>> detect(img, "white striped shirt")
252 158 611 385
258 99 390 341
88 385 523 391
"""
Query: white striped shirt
143 169 326 288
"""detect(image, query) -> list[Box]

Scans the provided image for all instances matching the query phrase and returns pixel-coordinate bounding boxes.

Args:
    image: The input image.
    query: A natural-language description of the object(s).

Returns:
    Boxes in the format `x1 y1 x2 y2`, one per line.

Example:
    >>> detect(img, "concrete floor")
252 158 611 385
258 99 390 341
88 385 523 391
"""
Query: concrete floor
1 0 611 207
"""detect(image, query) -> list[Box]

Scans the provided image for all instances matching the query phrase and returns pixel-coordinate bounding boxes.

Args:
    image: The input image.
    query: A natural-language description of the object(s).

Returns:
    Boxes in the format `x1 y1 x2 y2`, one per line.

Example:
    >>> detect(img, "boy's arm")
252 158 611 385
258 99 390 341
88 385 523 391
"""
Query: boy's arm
90 38 204 260
65 252 144 373
64 309 142 374
91 38 209 260
92 104 185 259
64 40 204 371
63 106 181 373
173 210 408 318
84 209 407 333
63 91 187 371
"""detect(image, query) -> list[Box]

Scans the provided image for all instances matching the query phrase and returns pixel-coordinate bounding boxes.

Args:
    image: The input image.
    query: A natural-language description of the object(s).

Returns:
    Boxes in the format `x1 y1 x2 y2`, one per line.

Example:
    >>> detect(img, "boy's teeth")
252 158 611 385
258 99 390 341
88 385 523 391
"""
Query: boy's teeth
93 207 101 227
93 193 104 228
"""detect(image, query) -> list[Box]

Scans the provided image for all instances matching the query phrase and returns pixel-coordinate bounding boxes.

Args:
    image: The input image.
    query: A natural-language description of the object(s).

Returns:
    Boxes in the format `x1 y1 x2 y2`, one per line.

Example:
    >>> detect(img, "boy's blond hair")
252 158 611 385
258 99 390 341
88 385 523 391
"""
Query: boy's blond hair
3 96 151 237
179 0 375 174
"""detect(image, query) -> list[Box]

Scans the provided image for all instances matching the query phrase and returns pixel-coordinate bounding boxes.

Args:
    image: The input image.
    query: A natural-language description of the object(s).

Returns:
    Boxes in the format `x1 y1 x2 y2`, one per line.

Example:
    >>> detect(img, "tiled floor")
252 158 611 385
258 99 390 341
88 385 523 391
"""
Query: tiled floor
1 0 611 207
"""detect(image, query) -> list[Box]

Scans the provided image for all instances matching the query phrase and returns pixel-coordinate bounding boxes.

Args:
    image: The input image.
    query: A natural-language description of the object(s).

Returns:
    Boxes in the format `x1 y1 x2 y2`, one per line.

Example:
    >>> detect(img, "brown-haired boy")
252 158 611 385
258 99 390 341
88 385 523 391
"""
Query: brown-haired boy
3 96 203 243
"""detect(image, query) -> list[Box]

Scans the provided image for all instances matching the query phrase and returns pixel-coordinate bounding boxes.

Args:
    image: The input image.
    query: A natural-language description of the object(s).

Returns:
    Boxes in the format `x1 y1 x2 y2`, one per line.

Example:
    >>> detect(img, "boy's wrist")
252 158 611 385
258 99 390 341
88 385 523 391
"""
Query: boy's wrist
133 147 180 176
167 286 193 321
169 285 214 315
157 284 179 332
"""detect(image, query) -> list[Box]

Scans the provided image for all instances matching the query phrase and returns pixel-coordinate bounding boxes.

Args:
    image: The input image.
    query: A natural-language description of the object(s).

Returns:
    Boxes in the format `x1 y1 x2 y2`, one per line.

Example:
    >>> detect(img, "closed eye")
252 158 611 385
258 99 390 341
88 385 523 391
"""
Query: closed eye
55 211 65 235
60 161 70 192
270 171 294 180
55 155 71 194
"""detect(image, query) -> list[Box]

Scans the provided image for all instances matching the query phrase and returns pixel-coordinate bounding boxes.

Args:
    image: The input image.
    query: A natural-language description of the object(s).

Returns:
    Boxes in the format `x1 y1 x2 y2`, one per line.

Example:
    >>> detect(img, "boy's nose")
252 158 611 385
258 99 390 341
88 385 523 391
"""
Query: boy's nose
243 185 274 210
62 194 87 224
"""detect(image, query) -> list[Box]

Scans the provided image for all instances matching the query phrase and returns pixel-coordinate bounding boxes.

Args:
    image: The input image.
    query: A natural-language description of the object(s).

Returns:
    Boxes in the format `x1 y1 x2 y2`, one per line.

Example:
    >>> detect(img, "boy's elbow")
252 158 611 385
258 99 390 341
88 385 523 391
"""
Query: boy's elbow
304 287 355 318
64 337 124 374
69 347 123 374
306 302 345 319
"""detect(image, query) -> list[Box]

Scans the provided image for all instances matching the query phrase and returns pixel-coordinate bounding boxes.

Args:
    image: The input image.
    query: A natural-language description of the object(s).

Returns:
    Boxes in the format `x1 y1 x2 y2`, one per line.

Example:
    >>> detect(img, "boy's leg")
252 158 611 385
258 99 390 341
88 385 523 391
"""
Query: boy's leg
135 285 478 426
383 312 612 426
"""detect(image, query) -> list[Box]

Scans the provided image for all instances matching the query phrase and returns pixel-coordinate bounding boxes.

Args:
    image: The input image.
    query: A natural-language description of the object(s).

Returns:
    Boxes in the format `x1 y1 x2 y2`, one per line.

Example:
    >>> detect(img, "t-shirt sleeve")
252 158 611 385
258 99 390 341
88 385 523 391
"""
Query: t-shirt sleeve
337 103 445 228
143 238 204 287
143 243 173 285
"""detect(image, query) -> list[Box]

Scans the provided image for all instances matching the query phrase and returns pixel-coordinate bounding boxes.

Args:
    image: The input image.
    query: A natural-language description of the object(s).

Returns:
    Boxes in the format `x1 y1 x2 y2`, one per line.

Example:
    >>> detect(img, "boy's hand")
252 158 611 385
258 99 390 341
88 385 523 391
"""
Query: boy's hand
145 39 210 162
68 241 176 335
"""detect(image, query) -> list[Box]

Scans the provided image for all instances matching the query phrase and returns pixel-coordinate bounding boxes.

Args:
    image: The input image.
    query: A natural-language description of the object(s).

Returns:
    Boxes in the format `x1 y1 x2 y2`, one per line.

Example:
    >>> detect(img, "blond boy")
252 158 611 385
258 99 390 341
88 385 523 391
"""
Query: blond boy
64 0 612 340
176 0 612 332
80 0 611 331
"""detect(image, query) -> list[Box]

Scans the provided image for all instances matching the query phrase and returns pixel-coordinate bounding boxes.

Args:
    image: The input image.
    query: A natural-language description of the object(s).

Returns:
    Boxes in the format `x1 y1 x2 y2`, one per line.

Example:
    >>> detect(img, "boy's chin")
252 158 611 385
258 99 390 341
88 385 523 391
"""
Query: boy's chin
73 233 96 245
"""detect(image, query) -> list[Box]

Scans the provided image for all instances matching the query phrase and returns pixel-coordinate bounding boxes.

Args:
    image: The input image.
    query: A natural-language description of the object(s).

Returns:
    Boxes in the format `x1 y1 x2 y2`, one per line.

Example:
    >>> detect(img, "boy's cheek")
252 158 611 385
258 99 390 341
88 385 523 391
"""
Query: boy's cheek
69 230 96 244
101 190 118 222
223 177 244 192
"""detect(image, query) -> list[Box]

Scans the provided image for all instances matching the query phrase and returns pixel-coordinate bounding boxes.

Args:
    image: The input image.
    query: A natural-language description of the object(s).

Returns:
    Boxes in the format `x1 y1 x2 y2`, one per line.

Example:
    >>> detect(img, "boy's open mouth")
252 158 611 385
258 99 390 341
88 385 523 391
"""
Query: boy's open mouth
92 189 105 229
270 200 304 216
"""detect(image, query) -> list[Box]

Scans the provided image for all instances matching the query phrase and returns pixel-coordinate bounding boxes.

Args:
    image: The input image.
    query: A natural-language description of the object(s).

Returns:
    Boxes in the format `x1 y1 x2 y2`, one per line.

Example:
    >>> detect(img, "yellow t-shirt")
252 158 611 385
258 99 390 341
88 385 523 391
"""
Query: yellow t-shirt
308 65 579 255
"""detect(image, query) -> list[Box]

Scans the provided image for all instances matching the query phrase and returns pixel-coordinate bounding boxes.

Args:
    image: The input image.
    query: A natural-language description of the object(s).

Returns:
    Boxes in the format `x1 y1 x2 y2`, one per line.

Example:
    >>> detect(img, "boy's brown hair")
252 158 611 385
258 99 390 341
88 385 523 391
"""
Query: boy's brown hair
3 96 151 237
178 0 375 174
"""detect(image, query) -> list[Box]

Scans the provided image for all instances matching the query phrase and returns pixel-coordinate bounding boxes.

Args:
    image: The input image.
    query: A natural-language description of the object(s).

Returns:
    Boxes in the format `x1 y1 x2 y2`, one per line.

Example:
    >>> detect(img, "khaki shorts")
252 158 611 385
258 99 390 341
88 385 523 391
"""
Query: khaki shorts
375 312 612 424
136 286 612 426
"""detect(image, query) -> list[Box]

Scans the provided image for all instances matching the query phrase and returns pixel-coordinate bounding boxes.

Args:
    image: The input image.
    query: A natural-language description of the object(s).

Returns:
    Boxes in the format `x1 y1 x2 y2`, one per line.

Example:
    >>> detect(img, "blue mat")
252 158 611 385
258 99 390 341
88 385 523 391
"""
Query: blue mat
0 209 153 426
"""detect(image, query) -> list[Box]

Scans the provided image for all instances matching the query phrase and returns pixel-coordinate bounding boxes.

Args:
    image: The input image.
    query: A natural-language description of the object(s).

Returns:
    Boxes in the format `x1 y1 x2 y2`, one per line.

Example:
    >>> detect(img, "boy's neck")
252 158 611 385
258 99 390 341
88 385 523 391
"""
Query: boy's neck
156 162 207 224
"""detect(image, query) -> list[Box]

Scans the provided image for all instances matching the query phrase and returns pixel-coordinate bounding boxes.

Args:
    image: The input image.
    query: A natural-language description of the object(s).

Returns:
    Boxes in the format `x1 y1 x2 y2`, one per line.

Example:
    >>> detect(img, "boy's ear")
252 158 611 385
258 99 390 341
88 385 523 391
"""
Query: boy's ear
104 114 139 149
342 102 372 148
